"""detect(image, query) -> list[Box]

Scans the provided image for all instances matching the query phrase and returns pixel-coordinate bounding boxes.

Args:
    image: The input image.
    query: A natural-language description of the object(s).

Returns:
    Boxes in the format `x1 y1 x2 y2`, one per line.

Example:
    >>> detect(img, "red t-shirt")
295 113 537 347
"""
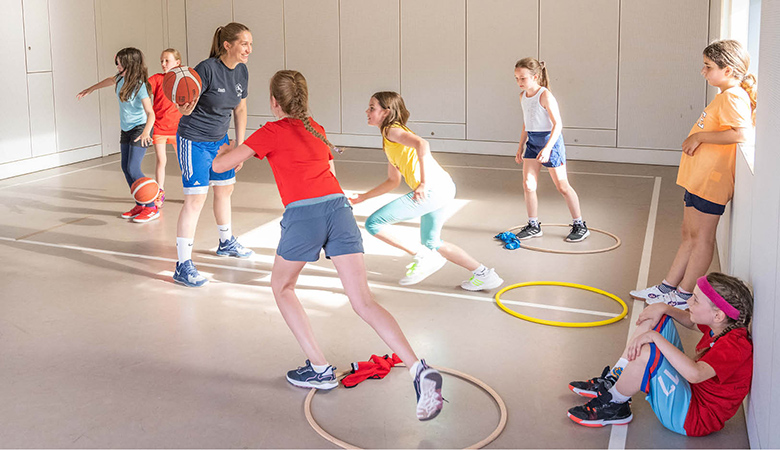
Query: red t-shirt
683 325 753 436
148 73 183 135
244 118 342 206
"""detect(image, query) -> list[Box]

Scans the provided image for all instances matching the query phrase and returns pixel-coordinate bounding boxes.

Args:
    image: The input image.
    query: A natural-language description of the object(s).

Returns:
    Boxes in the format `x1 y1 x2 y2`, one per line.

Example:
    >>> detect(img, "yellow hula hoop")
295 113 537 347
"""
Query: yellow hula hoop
494 281 628 328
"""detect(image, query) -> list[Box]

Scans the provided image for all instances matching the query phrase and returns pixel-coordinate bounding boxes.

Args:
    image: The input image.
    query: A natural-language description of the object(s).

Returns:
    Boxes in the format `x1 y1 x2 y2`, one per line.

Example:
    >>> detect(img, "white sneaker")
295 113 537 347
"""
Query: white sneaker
461 268 504 291
630 284 671 303
659 291 689 310
399 249 447 285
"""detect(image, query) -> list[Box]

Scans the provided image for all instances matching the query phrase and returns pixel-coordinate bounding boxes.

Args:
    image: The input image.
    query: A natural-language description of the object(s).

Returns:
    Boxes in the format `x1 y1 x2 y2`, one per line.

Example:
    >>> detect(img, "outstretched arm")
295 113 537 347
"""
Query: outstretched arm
213 142 255 173
76 76 116 99
350 163 402 204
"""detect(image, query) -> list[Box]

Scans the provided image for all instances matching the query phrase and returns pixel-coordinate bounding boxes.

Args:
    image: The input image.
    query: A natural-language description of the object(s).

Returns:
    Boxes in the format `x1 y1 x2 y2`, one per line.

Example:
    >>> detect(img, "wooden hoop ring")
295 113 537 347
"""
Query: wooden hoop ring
304 364 508 449
502 223 621 254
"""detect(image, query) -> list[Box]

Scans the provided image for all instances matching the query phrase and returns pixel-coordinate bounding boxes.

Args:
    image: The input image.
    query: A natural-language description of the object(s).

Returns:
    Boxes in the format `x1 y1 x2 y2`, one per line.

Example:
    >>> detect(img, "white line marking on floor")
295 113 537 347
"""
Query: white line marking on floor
607 175 661 450
0 236 620 318
336 159 656 179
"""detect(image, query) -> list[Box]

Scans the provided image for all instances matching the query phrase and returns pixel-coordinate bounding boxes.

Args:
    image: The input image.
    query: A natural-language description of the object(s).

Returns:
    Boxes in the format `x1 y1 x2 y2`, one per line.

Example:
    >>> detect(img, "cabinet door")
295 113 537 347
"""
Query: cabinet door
23 0 52 72
467 0 537 142
401 0 465 124
50 0 100 152
284 0 341 132
28 73 57 157
539 0 618 131
0 0 31 163
185 0 232 67
234 0 285 119
618 0 709 150
340 0 400 135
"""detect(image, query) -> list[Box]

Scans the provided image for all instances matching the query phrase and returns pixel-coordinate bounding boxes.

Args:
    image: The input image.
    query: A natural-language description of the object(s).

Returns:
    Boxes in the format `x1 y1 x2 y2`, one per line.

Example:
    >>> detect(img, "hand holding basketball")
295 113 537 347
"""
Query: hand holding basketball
162 66 202 107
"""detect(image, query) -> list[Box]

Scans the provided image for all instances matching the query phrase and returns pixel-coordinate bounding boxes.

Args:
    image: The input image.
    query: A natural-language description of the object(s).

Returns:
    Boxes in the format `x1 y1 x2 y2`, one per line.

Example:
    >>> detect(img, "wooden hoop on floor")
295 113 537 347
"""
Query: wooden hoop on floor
304 364 508 449
502 223 621 254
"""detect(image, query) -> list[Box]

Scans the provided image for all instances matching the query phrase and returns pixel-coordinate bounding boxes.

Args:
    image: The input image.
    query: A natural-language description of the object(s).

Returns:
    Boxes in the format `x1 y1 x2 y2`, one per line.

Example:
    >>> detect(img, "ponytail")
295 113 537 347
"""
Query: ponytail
740 74 757 125
209 22 250 59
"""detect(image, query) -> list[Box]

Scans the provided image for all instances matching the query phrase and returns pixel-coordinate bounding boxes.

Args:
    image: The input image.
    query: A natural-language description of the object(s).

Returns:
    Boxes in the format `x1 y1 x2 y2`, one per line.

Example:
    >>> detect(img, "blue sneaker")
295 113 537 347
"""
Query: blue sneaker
413 360 444 421
216 236 254 258
173 260 208 287
286 360 338 390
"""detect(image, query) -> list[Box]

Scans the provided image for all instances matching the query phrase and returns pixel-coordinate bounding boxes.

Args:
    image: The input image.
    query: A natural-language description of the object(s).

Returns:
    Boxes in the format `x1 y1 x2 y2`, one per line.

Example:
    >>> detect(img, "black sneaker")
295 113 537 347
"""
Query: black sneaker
515 222 543 240
566 221 590 242
285 360 338 390
413 360 443 421
567 391 633 427
568 366 617 398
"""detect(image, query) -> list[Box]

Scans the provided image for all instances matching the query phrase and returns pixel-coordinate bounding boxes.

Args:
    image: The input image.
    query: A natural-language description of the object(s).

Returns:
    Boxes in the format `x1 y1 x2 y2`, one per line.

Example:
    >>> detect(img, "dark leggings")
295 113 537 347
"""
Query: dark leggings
120 124 154 206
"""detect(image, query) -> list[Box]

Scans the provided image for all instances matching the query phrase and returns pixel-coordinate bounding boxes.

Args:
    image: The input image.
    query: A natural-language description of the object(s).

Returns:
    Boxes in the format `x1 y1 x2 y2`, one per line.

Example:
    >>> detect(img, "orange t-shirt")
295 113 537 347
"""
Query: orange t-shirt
676 87 752 205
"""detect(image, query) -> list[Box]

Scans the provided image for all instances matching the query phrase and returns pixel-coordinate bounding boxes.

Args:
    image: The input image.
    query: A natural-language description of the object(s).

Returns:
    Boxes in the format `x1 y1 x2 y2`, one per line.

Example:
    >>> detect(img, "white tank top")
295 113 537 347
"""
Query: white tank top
521 87 553 132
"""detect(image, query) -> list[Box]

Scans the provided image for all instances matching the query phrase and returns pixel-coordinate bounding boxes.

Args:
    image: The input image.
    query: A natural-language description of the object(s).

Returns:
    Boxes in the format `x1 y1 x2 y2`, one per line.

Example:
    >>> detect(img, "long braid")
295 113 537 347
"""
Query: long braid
302 117 340 153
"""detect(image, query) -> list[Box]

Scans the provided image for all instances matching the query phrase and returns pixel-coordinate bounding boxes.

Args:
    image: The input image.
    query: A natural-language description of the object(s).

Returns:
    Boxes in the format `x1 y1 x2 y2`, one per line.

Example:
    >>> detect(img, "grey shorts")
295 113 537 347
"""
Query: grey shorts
277 194 364 262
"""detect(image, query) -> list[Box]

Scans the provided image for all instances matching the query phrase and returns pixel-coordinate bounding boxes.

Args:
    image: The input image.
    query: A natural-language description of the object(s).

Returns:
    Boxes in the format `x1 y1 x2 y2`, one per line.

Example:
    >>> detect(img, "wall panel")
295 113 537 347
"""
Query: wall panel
185 0 232 67
22 0 52 72
28 72 57 157
0 0 32 164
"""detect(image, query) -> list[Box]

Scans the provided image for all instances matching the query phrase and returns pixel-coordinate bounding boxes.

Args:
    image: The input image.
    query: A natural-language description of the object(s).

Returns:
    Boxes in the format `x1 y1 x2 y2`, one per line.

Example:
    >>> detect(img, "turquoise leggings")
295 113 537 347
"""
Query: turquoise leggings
365 180 456 250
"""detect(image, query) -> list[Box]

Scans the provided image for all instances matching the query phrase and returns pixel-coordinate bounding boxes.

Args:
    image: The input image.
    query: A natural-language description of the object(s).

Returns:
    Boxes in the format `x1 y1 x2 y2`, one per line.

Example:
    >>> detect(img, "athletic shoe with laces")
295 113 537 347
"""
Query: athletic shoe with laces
173 259 208 287
515 222 543 240
399 249 447 285
567 391 633 427
154 188 165 208
630 284 672 302
216 236 254 258
413 360 444 421
461 268 504 291
132 206 160 223
566 222 590 242
659 291 689 310
286 360 338 390
121 204 144 219
569 366 617 398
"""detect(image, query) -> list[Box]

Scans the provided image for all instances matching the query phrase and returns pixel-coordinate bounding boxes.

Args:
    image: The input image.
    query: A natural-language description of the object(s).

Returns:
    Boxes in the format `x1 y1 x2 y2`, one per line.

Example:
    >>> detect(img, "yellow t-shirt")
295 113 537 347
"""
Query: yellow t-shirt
382 124 449 190
676 87 752 205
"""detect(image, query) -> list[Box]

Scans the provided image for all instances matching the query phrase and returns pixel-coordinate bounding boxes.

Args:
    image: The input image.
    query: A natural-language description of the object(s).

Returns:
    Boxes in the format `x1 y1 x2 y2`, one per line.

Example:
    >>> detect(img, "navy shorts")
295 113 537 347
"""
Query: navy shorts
684 190 726 216
278 194 364 262
524 131 566 168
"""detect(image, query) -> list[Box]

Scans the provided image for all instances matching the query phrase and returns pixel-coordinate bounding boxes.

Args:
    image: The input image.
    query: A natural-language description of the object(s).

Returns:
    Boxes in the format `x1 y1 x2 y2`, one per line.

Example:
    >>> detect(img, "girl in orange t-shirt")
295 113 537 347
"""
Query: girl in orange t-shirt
631 40 756 310
148 48 184 207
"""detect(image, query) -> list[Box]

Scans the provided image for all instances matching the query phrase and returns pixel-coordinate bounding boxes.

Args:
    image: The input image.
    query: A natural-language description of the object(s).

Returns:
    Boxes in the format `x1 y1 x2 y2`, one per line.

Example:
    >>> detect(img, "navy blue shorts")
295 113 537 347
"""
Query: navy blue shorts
683 190 725 216
278 194 364 262
524 131 566 168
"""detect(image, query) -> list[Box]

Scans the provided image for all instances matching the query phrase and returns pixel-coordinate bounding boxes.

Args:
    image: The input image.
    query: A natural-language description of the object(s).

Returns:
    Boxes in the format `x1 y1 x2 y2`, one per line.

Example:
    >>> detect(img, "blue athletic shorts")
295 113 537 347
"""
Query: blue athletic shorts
523 131 566 168
177 133 236 195
278 194 364 262
683 190 726 216
641 315 692 436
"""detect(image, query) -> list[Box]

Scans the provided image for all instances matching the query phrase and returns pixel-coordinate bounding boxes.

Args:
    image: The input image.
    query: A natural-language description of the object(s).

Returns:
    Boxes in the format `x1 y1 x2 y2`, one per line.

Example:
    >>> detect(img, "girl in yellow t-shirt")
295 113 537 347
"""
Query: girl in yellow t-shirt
351 91 503 291
631 40 756 309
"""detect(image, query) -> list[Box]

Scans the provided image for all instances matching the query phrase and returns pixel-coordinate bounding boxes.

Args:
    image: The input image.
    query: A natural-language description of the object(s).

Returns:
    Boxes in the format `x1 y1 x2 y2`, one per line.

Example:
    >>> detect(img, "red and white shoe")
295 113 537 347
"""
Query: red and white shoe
121 204 144 219
133 206 160 223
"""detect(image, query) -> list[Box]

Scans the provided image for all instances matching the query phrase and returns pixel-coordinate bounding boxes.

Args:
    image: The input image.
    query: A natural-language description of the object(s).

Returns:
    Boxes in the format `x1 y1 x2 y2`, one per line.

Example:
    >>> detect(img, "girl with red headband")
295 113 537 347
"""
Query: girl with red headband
566 272 753 436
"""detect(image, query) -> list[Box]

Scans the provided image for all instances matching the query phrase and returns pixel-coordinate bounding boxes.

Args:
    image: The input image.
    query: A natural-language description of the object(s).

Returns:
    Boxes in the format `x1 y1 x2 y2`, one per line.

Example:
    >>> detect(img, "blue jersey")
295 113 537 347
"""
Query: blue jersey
116 77 149 132
177 57 249 142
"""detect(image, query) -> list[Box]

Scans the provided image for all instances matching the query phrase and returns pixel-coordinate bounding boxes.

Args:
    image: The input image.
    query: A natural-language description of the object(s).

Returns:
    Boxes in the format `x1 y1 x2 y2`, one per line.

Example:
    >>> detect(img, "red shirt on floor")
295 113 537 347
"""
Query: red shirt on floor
243 117 342 206
148 73 183 135
684 325 752 436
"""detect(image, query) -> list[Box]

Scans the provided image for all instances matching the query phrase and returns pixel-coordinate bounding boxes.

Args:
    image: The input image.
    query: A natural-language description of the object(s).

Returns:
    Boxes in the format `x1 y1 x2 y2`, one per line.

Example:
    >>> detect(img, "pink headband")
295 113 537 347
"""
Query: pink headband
697 276 740 320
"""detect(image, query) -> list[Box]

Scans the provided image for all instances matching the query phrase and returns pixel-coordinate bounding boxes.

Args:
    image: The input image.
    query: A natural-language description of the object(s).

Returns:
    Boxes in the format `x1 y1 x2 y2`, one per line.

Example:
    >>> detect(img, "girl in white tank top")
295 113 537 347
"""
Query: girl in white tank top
512 58 589 242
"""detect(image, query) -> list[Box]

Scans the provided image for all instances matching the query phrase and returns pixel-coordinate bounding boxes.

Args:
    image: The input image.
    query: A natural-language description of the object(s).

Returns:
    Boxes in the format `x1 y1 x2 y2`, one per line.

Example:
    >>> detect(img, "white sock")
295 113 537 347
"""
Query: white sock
528 217 539 226
311 363 330 373
176 237 193 264
409 360 422 379
572 217 583 225
217 224 232 243
473 264 488 276
415 247 431 258
608 385 631 403
611 358 628 378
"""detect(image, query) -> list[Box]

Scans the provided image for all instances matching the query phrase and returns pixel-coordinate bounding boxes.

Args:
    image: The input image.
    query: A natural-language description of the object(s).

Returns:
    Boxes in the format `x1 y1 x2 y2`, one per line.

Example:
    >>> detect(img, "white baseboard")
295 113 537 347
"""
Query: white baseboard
327 133 682 166
0 145 103 180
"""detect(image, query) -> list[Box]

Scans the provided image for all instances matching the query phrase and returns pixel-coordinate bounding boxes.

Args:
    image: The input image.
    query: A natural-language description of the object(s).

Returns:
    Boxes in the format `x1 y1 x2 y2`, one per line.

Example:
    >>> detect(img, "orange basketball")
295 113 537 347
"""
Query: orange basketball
131 177 159 204
162 66 202 106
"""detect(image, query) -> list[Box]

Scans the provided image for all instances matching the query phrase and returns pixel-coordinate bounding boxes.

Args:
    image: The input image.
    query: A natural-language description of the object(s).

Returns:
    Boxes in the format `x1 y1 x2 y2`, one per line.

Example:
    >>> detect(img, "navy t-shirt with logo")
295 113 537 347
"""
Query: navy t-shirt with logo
178 57 249 142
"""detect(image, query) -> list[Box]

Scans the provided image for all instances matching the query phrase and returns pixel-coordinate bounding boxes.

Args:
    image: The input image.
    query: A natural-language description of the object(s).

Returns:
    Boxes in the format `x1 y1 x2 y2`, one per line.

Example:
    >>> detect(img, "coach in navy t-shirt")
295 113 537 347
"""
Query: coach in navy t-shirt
172 22 254 288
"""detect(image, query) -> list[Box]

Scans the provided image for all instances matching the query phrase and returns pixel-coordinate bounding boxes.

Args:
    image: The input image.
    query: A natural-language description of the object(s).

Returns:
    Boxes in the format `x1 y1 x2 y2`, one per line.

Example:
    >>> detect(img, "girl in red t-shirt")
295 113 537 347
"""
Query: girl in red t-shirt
147 48 184 207
212 70 444 421
567 272 753 436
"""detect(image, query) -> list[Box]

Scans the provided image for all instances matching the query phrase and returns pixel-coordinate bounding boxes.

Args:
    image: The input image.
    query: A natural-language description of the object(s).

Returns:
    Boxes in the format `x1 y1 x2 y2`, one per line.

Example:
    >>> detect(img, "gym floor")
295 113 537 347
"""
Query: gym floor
0 148 748 448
